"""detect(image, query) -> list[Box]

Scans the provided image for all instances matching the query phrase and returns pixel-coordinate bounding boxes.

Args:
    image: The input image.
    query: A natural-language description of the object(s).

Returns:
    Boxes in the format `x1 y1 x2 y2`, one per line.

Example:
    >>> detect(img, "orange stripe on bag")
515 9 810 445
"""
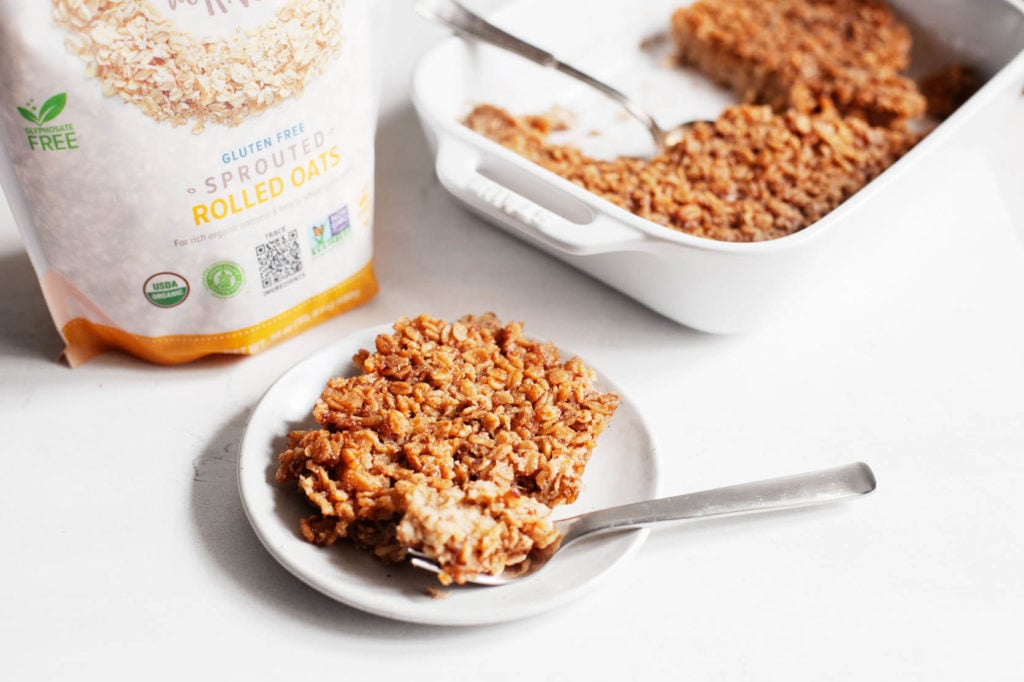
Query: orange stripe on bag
61 263 378 367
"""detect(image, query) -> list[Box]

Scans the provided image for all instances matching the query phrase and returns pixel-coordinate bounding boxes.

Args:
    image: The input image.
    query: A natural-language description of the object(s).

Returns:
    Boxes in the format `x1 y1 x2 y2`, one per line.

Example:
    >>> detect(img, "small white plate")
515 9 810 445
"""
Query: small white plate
237 323 660 626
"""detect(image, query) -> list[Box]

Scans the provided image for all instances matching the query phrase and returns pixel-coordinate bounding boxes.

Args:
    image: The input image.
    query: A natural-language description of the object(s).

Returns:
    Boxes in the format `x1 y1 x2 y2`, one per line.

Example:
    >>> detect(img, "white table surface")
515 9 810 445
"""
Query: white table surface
2 2 1023 679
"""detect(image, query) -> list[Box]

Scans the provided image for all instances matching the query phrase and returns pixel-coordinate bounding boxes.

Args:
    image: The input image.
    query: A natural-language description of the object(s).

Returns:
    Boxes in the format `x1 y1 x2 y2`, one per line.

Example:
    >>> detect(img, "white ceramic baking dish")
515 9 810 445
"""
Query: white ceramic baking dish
412 0 1024 333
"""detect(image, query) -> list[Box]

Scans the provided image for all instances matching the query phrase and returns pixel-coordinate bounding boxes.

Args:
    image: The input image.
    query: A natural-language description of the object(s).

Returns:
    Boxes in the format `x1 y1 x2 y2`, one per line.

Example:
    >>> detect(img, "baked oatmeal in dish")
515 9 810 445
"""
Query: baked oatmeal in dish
465 102 917 242
276 314 621 585
460 0 960 242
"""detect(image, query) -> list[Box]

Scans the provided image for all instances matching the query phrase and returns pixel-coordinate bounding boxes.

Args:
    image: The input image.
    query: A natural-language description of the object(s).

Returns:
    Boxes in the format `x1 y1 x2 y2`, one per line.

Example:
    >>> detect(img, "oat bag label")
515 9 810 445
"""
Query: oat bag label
0 0 378 366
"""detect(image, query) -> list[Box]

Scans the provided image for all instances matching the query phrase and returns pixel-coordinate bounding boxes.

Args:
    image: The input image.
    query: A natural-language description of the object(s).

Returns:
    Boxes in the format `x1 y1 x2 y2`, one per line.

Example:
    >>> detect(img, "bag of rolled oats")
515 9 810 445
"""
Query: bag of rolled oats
0 0 377 366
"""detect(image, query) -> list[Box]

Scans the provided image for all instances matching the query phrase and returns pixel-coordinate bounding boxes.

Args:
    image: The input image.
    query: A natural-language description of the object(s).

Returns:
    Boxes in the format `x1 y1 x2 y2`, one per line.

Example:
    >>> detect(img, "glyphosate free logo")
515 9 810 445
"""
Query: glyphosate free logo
18 93 78 152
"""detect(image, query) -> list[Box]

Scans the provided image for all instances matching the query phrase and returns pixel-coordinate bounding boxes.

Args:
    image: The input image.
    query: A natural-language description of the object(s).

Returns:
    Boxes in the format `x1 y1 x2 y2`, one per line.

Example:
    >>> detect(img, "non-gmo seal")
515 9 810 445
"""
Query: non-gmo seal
204 261 244 298
143 272 189 308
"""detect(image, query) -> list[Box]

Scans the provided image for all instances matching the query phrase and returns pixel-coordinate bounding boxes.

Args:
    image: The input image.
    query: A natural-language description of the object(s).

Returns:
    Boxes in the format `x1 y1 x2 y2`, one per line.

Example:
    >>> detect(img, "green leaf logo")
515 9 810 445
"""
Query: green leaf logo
37 93 67 123
17 106 39 124
17 93 66 125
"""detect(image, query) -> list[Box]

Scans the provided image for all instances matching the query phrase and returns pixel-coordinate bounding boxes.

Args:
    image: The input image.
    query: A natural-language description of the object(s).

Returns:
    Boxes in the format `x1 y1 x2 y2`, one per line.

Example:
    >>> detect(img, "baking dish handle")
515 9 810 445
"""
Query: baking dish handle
434 136 648 255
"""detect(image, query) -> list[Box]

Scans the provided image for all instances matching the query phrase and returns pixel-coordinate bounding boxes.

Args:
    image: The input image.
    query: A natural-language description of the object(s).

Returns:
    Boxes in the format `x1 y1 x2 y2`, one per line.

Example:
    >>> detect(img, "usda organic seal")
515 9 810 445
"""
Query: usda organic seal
204 261 244 298
143 272 189 308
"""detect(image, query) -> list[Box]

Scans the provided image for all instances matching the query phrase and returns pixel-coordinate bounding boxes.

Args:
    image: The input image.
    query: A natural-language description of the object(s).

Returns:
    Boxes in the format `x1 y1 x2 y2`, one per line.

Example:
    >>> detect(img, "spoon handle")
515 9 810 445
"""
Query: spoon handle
414 0 664 144
560 462 877 545
416 0 556 66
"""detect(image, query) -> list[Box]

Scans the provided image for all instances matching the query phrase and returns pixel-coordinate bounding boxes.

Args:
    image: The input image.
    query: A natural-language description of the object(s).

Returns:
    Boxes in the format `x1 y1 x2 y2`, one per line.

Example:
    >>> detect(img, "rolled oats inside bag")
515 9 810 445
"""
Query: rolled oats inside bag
0 0 378 366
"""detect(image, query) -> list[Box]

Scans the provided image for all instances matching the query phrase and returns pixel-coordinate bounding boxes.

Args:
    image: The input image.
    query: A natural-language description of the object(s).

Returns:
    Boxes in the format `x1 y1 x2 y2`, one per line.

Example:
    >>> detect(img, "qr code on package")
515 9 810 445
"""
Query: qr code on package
256 229 302 292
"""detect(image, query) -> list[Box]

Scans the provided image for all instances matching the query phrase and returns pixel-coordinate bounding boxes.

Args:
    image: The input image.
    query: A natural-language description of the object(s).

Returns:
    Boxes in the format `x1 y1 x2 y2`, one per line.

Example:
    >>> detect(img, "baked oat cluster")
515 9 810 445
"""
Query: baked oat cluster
464 0 971 242
276 313 621 585
671 0 925 126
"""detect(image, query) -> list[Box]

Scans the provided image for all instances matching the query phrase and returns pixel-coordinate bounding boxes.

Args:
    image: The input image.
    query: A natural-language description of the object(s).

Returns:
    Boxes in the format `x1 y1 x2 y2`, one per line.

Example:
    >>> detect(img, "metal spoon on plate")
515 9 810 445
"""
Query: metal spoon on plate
408 461 877 585
415 0 710 151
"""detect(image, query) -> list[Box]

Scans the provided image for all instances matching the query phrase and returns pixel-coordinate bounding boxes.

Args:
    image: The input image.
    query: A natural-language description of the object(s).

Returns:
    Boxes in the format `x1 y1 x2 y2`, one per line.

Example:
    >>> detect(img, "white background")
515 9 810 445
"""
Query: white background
2 1 1023 679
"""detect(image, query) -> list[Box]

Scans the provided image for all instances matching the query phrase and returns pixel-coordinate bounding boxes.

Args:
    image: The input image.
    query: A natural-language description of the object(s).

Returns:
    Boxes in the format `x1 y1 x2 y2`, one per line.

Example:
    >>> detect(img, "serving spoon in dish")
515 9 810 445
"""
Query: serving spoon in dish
408 461 877 585
414 0 709 151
